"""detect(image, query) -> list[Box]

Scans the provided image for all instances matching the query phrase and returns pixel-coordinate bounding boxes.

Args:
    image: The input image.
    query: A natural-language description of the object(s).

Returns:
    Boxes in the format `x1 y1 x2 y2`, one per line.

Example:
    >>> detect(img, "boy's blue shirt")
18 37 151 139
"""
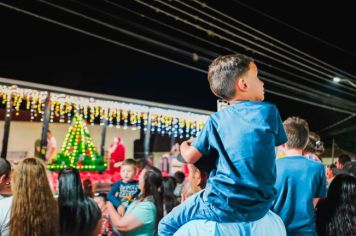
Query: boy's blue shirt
271 155 327 235
192 101 287 221
107 180 139 208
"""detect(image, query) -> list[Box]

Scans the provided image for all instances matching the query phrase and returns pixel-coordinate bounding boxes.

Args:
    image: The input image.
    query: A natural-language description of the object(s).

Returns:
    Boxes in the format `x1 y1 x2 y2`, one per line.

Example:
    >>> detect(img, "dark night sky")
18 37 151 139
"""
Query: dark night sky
1 0 356 149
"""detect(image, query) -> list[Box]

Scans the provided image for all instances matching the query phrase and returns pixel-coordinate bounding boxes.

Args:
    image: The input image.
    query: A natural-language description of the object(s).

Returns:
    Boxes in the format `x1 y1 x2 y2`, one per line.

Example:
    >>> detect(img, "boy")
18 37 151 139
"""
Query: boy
107 159 139 216
271 117 327 236
159 54 287 235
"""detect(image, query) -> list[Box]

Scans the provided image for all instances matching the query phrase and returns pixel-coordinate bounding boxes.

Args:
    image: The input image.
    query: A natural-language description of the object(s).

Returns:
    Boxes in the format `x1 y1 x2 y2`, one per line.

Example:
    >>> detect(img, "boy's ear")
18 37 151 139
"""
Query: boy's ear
237 78 248 91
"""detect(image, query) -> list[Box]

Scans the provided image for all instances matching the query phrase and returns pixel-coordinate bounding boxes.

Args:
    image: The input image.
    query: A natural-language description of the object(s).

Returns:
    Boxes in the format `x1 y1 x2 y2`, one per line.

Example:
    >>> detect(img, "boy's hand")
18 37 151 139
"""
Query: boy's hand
117 205 125 216
180 138 202 164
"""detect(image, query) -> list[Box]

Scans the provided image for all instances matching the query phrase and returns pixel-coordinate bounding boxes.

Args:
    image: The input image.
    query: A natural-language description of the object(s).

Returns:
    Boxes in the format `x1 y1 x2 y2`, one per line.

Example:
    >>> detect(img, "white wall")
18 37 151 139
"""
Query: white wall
0 121 140 160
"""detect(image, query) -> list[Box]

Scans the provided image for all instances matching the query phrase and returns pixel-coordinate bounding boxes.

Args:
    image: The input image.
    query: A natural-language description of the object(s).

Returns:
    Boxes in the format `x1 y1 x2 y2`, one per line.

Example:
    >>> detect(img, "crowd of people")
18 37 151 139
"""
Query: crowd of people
0 53 355 236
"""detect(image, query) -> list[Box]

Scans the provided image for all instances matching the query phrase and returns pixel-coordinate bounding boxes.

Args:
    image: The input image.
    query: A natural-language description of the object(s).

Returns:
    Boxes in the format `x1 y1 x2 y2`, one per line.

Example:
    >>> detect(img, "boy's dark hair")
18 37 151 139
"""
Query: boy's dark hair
283 116 309 149
0 158 11 177
174 171 185 184
338 154 351 165
121 159 137 168
208 54 253 100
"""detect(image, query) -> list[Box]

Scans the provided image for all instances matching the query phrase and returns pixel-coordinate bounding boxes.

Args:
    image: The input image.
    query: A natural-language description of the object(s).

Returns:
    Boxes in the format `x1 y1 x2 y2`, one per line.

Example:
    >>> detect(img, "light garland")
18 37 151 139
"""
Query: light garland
0 84 209 138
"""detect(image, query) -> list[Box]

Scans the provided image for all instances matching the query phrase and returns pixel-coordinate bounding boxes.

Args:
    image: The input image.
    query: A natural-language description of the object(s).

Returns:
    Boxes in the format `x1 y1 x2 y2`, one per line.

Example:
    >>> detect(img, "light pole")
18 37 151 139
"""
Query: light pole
333 77 356 88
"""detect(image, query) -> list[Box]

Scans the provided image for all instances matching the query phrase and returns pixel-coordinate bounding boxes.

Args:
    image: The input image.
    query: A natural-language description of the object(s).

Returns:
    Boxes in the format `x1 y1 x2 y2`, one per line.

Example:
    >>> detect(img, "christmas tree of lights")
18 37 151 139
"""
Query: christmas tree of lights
48 114 107 171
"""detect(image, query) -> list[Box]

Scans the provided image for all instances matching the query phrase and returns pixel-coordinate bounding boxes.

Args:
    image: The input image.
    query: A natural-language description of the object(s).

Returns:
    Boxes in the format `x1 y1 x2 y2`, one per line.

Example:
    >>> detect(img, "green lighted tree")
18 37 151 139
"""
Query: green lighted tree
48 114 107 171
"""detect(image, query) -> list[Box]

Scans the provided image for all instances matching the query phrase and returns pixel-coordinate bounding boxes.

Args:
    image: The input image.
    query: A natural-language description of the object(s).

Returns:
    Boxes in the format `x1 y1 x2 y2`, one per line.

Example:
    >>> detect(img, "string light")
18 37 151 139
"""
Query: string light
0 84 209 138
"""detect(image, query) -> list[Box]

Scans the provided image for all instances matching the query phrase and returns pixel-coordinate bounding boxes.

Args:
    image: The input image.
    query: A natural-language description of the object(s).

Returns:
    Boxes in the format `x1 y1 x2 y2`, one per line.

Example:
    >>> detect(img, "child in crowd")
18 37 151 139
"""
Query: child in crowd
271 117 327 236
159 54 288 235
107 159 139 216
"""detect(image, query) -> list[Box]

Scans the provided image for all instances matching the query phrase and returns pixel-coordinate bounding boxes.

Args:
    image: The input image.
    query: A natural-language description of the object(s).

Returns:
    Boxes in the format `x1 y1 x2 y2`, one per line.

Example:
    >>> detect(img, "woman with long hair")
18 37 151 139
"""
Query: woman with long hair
58 167 102 236
107 165 163 236
316 174 356 236
162 176 179 215
10 157 58 236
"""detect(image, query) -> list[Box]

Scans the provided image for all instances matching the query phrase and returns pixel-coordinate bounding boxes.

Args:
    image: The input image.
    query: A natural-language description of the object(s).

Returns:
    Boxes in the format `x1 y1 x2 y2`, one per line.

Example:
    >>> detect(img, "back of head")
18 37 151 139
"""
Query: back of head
0 158 11 192
162 176 177 197
174 171 185 184
318 174 356 236
0 158 11 177
283 116 309 149
162 176 179 214
58 167 102 236
327 174 356 205
338 154 351 166
141 165 163 227
10 157 58 236
304 131 325 155
58 167 84 203
208 54 253 100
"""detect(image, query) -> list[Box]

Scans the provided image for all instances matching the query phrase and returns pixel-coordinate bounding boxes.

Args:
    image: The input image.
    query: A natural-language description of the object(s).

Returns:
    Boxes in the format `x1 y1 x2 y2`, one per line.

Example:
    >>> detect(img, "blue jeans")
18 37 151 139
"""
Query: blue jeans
159 190 238 236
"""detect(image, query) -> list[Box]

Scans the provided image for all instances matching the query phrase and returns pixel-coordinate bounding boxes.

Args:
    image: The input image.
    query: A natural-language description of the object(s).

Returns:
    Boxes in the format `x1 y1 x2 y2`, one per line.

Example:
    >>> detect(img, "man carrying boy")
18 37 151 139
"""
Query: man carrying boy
159 54 288 235
271 117 327 236
107 159 139 216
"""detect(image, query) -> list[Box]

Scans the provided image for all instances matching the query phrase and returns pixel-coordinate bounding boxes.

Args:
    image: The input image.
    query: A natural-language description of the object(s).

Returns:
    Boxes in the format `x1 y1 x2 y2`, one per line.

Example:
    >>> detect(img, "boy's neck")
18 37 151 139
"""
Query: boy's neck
284 149 304 157
229 99 248 104
229 95 260 104
122 179 134 184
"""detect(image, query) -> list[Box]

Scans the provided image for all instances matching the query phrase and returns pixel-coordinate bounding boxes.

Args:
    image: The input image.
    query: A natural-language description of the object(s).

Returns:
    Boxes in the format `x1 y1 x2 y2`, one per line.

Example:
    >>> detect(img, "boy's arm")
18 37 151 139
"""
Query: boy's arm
180 140 202 164
107 182 122 208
